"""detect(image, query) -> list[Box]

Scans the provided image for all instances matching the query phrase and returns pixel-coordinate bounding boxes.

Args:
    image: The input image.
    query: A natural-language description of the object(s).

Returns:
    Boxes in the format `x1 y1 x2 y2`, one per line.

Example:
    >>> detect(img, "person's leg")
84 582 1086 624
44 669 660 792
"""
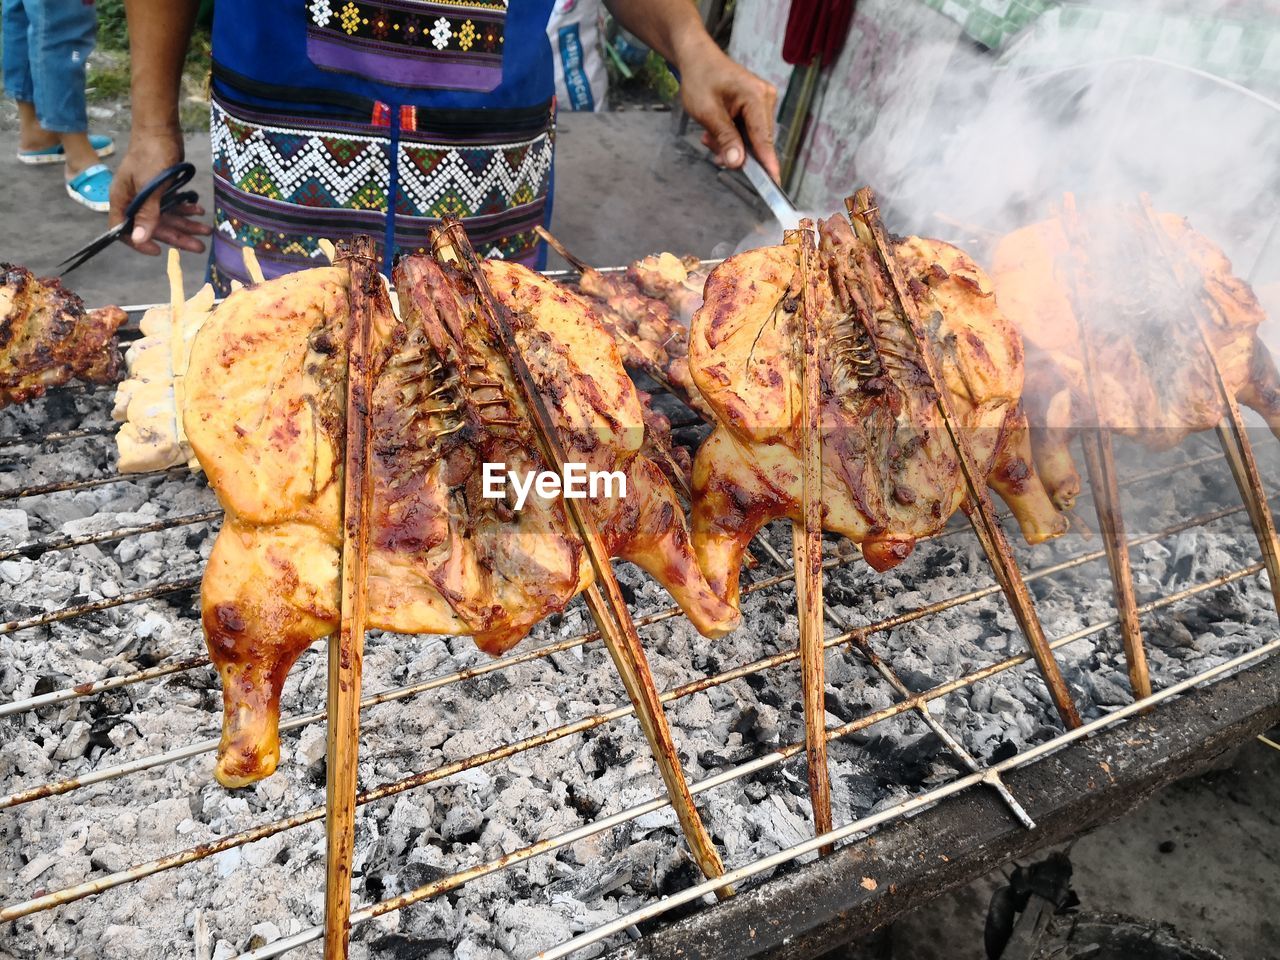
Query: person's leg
29 0 100 174
3 0 60 151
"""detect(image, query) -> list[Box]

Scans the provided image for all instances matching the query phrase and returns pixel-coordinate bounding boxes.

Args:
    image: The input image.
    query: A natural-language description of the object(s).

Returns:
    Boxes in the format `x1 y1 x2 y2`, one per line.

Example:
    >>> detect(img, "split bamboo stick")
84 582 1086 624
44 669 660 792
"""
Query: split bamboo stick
433 221 730 894
847 188 1082 729
1058 195 1151 700
323 238 381 959
242 245 266 284
785 222 834 851
165 251 188 447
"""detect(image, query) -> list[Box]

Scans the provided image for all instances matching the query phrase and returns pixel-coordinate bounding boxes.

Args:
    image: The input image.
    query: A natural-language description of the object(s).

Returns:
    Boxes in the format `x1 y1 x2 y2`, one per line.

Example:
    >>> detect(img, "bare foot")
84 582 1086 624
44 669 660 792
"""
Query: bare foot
16 102 59 152
61 133 101 178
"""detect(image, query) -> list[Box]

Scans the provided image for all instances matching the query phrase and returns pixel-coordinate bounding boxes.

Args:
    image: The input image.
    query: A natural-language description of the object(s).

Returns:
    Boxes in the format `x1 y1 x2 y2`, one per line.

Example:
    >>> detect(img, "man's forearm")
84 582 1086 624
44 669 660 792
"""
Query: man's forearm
125 0 200 133
604 0 719 74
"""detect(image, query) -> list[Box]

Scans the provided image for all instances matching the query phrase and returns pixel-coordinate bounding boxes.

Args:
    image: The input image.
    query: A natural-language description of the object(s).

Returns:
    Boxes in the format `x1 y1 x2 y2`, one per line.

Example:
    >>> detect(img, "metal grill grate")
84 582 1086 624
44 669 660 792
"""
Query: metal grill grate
1 282 1277 960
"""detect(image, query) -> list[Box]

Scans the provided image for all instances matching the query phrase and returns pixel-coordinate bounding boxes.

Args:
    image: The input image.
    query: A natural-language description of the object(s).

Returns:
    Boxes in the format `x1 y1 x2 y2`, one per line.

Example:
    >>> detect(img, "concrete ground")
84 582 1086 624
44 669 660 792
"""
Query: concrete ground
0 112 1276 960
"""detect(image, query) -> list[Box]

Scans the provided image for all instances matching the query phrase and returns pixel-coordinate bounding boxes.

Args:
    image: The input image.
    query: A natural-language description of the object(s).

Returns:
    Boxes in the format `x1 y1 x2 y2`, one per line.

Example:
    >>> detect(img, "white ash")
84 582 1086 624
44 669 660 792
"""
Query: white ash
1 393 1278 960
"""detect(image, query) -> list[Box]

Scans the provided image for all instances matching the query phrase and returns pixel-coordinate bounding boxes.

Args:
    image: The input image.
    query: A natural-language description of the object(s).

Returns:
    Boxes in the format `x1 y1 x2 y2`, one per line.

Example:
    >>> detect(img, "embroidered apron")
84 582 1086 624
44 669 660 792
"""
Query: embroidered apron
209 0 556 292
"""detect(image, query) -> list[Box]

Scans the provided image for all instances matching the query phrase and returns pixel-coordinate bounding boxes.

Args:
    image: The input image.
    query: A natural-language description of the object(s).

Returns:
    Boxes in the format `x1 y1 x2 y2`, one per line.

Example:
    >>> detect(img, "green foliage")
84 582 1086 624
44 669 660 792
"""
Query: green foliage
641 51 681 103
85 58 131 103
95 0 130 51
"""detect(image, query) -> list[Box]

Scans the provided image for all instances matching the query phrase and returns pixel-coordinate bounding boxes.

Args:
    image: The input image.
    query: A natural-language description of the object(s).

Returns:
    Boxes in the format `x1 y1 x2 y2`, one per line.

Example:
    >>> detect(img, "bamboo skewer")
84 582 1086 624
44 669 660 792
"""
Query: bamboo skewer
323 238 381 959
165 251 189 448
433 221 730 894
1058 195 1151 700
242 245 266 284
847 189 1082 730
786 223 834 851
1136 195 1280 613
1080 436 1150 695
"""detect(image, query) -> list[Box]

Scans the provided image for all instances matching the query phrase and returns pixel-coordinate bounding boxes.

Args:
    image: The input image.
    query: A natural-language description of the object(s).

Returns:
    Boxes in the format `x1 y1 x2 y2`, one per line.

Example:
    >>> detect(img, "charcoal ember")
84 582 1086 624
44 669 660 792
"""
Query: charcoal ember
864 732 954 787
0 508 30 543
1088 671 1132 707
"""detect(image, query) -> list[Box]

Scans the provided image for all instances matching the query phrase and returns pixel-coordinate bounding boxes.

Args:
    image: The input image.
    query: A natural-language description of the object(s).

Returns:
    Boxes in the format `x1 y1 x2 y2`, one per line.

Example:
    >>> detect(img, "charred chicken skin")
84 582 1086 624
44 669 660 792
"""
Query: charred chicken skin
689 213 1067 608
185 253 739 787
0 265 125 406
990 208 1280 509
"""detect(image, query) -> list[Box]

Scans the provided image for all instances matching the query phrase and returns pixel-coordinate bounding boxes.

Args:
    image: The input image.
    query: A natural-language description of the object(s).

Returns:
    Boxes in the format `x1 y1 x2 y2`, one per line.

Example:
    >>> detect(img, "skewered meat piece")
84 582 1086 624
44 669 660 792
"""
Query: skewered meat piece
576 263 714 419
990 207 1280 508
627 252 708 323
185 249 740 787
539 228 712 420
0 265 125 406
689 212 1067 607
112 283 217 473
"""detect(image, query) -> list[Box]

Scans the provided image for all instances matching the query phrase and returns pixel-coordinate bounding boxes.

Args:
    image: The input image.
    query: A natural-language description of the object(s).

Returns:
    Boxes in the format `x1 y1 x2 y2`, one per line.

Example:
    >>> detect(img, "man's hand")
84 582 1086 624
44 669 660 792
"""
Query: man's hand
109 129 212 256
677 38 780 182
604 0 781 181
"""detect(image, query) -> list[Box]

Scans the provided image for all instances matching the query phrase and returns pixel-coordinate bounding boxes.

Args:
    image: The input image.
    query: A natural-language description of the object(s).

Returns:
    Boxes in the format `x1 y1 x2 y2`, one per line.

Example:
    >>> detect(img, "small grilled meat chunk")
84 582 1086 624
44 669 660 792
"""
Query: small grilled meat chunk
186 250 739 788
627 252 708 323
689 212 1067 608
990 207 1280 508
0 265 125 406
574 264 712 418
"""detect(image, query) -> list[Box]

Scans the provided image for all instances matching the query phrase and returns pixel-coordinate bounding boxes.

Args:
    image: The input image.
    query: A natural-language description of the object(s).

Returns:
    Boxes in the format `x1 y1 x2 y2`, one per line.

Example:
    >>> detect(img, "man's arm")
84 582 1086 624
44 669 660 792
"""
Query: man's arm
605 0 780 181
108 0 212 255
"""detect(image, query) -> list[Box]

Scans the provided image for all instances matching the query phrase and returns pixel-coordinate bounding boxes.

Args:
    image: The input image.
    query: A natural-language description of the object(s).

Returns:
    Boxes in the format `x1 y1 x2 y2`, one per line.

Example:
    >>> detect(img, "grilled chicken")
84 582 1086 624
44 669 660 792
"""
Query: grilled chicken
574 263 712 418
112 283 217 473
185 248 739 787
626 252 708 324
539 229 712 420
990 207 1280 508
0 265 125 406
689 212 1067 607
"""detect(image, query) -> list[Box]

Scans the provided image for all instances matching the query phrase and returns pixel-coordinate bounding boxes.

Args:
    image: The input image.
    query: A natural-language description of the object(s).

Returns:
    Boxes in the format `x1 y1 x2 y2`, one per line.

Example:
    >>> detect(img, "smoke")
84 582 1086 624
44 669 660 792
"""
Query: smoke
786 2 1280 286
727 1 1280 534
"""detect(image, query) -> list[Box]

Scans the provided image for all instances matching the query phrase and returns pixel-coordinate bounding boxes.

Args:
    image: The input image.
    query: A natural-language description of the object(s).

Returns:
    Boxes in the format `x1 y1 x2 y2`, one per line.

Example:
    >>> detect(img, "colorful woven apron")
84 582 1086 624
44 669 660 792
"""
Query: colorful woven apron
208 0 556 292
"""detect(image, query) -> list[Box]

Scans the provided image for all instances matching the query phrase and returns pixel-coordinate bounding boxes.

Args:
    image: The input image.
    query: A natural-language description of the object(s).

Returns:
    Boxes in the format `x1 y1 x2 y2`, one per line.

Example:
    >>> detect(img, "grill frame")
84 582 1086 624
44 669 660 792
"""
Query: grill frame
0 276 1277 960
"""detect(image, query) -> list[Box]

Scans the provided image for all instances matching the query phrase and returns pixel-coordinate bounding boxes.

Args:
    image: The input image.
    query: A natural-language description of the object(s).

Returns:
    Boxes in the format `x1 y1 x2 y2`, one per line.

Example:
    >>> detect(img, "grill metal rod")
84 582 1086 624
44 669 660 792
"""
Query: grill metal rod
0 511 219 563
0 426 116 450
0 466 187 502
0 577 198 637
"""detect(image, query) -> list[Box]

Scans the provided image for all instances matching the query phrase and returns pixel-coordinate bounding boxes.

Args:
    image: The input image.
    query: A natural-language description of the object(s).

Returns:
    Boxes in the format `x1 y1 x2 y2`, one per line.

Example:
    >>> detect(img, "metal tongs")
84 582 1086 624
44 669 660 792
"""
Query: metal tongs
740 153 801 227
59 162 199 276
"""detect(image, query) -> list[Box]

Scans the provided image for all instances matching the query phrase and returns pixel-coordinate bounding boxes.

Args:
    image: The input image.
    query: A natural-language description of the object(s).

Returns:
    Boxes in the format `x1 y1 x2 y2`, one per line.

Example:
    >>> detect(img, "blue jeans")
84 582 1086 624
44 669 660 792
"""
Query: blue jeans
2 0 97 133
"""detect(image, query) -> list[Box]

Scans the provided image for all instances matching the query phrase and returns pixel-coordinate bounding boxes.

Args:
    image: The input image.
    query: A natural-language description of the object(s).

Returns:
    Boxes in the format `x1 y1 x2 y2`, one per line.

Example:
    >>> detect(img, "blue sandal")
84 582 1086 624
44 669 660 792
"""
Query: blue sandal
66 163 113 213
18 134 114 165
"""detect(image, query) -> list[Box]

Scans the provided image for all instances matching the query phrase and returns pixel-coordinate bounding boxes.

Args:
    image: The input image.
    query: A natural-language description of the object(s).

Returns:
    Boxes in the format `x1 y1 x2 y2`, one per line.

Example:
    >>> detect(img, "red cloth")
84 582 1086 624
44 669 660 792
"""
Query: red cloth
782 0 856 67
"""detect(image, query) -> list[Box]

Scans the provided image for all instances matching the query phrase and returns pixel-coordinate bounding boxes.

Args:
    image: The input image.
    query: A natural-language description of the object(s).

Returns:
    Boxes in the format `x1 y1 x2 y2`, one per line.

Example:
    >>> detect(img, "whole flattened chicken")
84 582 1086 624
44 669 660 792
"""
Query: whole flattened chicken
990 208 1280 508
689 212 1067 608
184 249 739 788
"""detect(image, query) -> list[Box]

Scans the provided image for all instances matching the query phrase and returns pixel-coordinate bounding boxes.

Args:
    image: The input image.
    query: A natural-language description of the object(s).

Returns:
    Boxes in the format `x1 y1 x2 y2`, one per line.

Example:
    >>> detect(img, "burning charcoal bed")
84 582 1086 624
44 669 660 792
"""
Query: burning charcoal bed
1 250 1279 960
